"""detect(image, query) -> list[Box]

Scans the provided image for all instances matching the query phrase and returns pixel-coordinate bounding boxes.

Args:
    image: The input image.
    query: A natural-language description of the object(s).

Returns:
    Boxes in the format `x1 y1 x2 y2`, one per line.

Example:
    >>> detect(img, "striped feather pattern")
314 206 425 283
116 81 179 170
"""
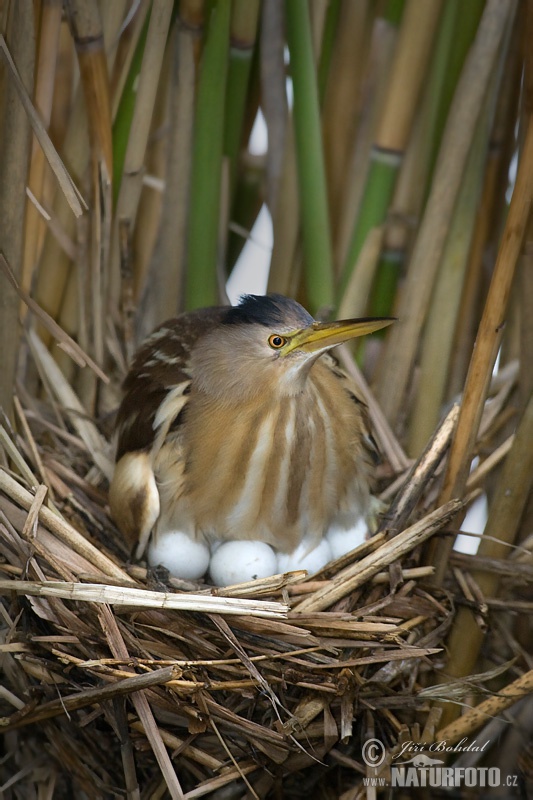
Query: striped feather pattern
110 298 377 555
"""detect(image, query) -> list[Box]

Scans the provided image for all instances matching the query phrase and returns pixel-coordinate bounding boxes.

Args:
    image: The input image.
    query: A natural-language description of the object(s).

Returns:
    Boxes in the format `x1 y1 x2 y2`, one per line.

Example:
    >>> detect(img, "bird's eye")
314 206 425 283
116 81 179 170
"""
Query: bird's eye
268 334 287 349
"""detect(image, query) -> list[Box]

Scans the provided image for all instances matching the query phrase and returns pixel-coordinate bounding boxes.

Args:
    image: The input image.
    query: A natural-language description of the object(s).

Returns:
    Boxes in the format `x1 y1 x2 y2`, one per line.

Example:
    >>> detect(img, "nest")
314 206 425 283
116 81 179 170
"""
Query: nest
0 360 532 799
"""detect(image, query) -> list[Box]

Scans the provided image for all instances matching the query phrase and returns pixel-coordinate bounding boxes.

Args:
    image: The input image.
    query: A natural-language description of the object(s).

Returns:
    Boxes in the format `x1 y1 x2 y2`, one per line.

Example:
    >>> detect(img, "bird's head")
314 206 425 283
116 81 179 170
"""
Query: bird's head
191 294 394 404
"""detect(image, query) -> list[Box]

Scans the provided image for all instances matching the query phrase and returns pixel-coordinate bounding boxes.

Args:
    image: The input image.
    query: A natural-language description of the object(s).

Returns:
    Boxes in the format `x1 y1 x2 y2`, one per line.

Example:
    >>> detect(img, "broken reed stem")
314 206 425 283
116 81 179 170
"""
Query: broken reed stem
27 329 113 477
0 580 289 619
384 404 460 532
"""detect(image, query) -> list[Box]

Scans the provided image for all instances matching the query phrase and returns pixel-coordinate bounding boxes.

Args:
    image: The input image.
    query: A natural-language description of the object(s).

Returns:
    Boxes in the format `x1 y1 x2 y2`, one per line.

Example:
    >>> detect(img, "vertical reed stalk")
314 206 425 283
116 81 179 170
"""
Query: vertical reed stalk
285 0 333 313
337 0 443 310
224 0 260 196
431 106 533 583
186 0 232 310
66 0 113 176
110 0 174 311
439 389 533 725
322 1 371 257
21 0 62 295
142 22 196 330
408 90 494 456
0 2 35 420
375 0 515 425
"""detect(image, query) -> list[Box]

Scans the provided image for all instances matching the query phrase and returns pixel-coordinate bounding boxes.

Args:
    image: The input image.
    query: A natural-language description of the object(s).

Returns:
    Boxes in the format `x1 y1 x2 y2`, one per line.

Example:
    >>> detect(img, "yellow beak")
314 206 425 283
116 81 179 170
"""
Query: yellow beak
283 317 395 355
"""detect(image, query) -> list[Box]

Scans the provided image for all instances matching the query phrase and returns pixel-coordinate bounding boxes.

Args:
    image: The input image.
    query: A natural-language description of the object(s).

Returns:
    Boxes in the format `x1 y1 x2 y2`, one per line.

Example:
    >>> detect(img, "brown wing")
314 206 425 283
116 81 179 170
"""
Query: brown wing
110 306 227 554
115 307 227 460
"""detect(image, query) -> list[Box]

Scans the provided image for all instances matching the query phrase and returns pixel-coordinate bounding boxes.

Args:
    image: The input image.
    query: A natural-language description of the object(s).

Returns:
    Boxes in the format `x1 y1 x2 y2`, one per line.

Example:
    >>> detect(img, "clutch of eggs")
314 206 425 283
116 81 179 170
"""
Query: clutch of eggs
147 519 368 586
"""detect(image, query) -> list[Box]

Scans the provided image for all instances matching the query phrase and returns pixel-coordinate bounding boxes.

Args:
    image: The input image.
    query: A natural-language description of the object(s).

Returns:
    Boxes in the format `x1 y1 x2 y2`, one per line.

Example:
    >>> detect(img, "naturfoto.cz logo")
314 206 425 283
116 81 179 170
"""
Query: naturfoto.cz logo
361 737 520 790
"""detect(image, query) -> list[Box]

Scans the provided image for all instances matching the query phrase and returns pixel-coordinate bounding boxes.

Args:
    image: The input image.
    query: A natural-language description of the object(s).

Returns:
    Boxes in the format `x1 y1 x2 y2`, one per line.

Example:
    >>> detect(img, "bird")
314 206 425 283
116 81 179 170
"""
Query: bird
109 294 394 585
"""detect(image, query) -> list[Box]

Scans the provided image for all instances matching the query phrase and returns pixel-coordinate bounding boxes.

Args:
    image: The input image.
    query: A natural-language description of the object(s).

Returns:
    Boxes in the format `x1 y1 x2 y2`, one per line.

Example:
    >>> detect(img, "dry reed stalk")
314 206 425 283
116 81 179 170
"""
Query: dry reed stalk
0 254 107 381
0 470 128 580
27 330 113 477
385 404 460 533
34 4 126 348
109 0 150 118
294 499 463 613
66 0 113 176
337 344 410 473
375 0 516 425
142 23 195 329
110 0 174 312
322 1 371 253
21 0 62 296
448 13 523 399
0 580 289 619
431 86 533 583
267 117 301 297
0 425 40 491
132 45 173 313
0 6 34 422
179 0 206 72
407 88 494 456
337 226 384 320
260 0 287 219
435 668 533 745
335 8 399 271
373 0 441 155
339 0 443 306
519 237 533 407
1 664 183 730
437 390 533 727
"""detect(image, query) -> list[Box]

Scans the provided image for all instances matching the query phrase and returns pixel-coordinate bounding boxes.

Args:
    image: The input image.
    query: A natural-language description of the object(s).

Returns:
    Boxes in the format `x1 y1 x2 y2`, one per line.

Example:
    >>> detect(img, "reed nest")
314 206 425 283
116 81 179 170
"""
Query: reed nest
1 358 532 799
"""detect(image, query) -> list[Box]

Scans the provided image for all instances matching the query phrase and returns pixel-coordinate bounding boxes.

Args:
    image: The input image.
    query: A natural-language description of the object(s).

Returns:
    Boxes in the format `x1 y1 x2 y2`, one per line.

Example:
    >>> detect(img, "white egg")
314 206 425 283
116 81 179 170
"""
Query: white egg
208 540 278 586
277 537 333 575
147 530 210 580
326 517 367 559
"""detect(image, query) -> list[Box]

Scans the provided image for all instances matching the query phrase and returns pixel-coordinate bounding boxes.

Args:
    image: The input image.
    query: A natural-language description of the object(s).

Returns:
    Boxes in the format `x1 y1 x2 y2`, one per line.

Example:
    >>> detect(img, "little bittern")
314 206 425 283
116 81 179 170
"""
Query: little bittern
109 294 393 584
